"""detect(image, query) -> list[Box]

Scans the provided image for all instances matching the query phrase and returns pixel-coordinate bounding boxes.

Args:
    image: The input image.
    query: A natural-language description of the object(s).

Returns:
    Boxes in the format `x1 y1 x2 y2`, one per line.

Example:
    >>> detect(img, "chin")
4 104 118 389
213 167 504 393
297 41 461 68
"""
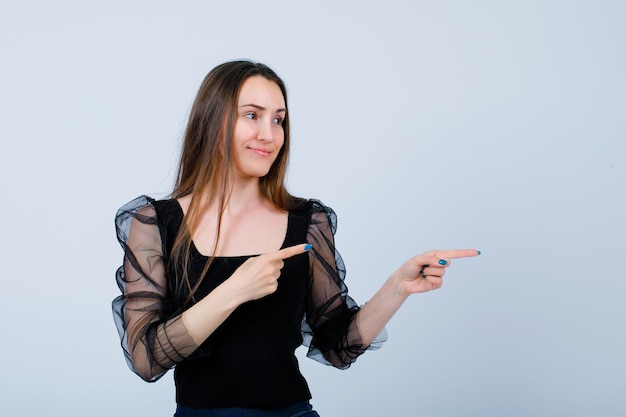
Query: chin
238 167 273 179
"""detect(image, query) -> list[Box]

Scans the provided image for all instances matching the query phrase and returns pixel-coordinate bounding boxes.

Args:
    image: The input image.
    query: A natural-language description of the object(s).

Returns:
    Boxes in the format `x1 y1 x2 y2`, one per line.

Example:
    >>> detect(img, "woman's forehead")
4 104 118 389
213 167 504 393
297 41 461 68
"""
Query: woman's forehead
238 76 285 109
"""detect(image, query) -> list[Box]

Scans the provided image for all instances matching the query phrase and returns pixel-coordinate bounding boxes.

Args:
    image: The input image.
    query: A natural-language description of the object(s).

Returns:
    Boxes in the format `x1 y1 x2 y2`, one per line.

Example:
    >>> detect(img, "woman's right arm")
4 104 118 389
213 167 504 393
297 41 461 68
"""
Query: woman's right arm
113 199 197 382
181 244 311 343
113 197 309 381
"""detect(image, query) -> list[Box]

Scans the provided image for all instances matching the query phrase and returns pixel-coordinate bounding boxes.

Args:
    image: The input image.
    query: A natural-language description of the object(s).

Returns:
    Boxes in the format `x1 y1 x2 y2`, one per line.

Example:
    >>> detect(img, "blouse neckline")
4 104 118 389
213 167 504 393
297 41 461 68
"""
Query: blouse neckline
169 198 293 259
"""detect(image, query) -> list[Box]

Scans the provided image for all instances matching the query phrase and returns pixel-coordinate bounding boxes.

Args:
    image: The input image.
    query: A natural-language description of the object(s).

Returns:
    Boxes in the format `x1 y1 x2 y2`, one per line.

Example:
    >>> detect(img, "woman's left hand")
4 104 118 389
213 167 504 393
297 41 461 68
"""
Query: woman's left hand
394 249 480 294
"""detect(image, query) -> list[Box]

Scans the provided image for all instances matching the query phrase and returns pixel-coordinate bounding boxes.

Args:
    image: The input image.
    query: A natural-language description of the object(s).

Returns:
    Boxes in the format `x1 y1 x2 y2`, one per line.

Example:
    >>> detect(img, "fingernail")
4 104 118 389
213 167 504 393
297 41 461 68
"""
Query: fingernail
438 259 448 265
304 244 313 251
477 250 481 255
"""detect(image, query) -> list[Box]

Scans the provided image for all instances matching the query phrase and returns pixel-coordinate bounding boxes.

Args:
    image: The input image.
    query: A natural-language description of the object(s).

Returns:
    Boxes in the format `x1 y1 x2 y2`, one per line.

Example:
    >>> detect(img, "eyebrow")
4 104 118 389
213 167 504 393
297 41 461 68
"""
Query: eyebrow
239 103 286 113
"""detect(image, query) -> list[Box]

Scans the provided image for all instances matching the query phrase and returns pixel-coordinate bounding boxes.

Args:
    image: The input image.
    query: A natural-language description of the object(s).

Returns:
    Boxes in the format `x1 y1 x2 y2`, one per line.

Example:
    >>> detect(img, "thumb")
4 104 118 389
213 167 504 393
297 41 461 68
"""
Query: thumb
412 254 449 268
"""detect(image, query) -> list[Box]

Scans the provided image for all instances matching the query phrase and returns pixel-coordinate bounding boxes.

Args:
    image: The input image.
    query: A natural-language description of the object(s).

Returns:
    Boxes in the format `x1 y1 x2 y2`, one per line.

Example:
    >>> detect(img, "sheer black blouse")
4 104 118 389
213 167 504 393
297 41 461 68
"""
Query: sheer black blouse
112 196 386 408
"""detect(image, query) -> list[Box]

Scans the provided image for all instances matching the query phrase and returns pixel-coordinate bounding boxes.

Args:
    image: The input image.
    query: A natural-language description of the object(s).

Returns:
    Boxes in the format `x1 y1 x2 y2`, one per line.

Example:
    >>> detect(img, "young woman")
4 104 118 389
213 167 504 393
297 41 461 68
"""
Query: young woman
112 60 479 417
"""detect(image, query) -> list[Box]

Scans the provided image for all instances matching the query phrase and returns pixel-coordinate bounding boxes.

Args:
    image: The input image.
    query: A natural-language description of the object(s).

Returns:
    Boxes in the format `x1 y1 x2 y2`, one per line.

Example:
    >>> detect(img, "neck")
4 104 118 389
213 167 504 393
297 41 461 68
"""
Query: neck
224 176 265 212
189 174 269 216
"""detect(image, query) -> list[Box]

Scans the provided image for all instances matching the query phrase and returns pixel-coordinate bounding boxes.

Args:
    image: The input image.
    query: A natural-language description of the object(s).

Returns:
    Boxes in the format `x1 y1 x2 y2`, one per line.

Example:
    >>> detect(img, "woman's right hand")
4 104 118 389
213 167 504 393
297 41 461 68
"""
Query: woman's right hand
181 243 312 345
225 243 311 304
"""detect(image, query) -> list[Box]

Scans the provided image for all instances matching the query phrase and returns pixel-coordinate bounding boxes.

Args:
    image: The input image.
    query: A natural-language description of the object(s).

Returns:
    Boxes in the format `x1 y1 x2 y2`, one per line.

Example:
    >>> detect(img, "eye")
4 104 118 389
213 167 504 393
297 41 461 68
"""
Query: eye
244 112 257 120
273 116 283 125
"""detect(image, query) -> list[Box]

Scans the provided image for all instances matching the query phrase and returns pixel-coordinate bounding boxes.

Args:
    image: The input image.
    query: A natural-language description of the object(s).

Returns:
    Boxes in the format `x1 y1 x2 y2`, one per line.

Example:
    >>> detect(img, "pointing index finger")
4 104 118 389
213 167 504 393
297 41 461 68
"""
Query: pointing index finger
430 249 481 260
273 243 312 260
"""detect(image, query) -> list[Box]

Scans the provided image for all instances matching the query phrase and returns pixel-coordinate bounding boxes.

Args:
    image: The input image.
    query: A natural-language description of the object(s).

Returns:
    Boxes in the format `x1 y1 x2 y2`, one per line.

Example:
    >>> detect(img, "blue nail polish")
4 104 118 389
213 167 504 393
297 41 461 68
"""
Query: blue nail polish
438 259 448 265
477 250 481 255
304 244 312 251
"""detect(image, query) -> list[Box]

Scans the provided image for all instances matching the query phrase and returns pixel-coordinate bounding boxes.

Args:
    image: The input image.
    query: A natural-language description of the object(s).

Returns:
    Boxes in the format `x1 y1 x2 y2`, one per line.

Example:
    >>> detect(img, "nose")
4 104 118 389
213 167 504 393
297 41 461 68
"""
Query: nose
257 119 274 142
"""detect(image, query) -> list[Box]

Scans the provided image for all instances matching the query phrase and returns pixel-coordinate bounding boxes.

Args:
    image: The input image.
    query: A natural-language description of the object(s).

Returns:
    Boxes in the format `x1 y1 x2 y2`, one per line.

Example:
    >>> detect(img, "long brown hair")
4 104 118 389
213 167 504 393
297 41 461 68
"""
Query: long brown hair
170 60 303 305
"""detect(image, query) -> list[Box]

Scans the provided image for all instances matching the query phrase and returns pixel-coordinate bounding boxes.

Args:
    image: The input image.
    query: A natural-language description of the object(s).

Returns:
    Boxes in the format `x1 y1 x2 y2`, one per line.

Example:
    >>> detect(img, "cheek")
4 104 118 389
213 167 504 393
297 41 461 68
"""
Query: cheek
272 136 286 164
277 130 285 149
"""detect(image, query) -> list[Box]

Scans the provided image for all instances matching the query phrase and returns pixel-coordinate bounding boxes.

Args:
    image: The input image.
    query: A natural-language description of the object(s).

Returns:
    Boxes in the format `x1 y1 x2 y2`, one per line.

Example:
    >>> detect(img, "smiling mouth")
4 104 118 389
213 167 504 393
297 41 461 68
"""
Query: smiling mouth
248 147 271 157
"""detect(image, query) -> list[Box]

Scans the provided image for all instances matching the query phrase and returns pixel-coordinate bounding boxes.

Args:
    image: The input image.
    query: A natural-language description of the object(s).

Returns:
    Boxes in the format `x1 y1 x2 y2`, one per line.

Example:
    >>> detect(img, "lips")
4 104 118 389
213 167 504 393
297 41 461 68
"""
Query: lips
248 146 272 157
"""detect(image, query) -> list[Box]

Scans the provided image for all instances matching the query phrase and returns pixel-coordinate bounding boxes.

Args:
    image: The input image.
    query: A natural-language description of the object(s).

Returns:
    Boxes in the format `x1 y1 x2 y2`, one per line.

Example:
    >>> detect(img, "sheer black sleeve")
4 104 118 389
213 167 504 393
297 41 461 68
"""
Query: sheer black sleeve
301 200 387 369
112 196 197 382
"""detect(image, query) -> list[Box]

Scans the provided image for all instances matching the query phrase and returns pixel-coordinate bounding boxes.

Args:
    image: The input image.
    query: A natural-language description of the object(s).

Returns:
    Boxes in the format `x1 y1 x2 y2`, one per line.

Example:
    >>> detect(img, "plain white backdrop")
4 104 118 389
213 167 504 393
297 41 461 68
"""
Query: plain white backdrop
1 1 624 416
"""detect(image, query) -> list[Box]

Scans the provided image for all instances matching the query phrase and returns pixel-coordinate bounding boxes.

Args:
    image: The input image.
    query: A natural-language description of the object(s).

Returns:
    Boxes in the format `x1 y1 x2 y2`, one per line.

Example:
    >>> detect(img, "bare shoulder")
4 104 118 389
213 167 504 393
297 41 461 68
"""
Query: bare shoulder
176 195 192 215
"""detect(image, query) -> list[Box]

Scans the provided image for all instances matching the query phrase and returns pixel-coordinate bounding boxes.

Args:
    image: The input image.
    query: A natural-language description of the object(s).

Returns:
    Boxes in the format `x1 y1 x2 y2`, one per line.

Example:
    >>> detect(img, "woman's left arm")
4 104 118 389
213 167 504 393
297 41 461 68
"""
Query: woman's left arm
356 250 480 346
303 200 479 367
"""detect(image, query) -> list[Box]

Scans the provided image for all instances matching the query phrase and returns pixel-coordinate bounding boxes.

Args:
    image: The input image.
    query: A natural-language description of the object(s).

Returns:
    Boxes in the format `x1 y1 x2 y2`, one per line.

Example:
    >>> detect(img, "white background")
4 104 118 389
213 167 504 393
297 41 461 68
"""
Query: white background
1 1 624 416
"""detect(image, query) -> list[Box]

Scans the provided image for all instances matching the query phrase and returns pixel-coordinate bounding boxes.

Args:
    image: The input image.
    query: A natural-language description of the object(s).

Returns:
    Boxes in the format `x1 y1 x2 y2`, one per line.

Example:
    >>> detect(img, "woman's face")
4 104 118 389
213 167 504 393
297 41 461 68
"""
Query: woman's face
232 75 286 180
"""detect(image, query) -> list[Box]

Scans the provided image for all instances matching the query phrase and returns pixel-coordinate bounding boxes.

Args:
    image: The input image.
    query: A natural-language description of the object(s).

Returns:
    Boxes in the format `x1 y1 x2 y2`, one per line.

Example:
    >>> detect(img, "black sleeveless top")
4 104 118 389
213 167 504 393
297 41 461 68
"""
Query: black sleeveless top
154 198 312 408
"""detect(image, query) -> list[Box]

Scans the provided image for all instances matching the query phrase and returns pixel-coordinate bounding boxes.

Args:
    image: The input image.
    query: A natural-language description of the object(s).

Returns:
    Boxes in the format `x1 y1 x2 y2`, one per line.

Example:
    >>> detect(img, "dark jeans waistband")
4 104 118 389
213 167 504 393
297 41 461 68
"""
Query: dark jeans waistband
174 401 319 417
